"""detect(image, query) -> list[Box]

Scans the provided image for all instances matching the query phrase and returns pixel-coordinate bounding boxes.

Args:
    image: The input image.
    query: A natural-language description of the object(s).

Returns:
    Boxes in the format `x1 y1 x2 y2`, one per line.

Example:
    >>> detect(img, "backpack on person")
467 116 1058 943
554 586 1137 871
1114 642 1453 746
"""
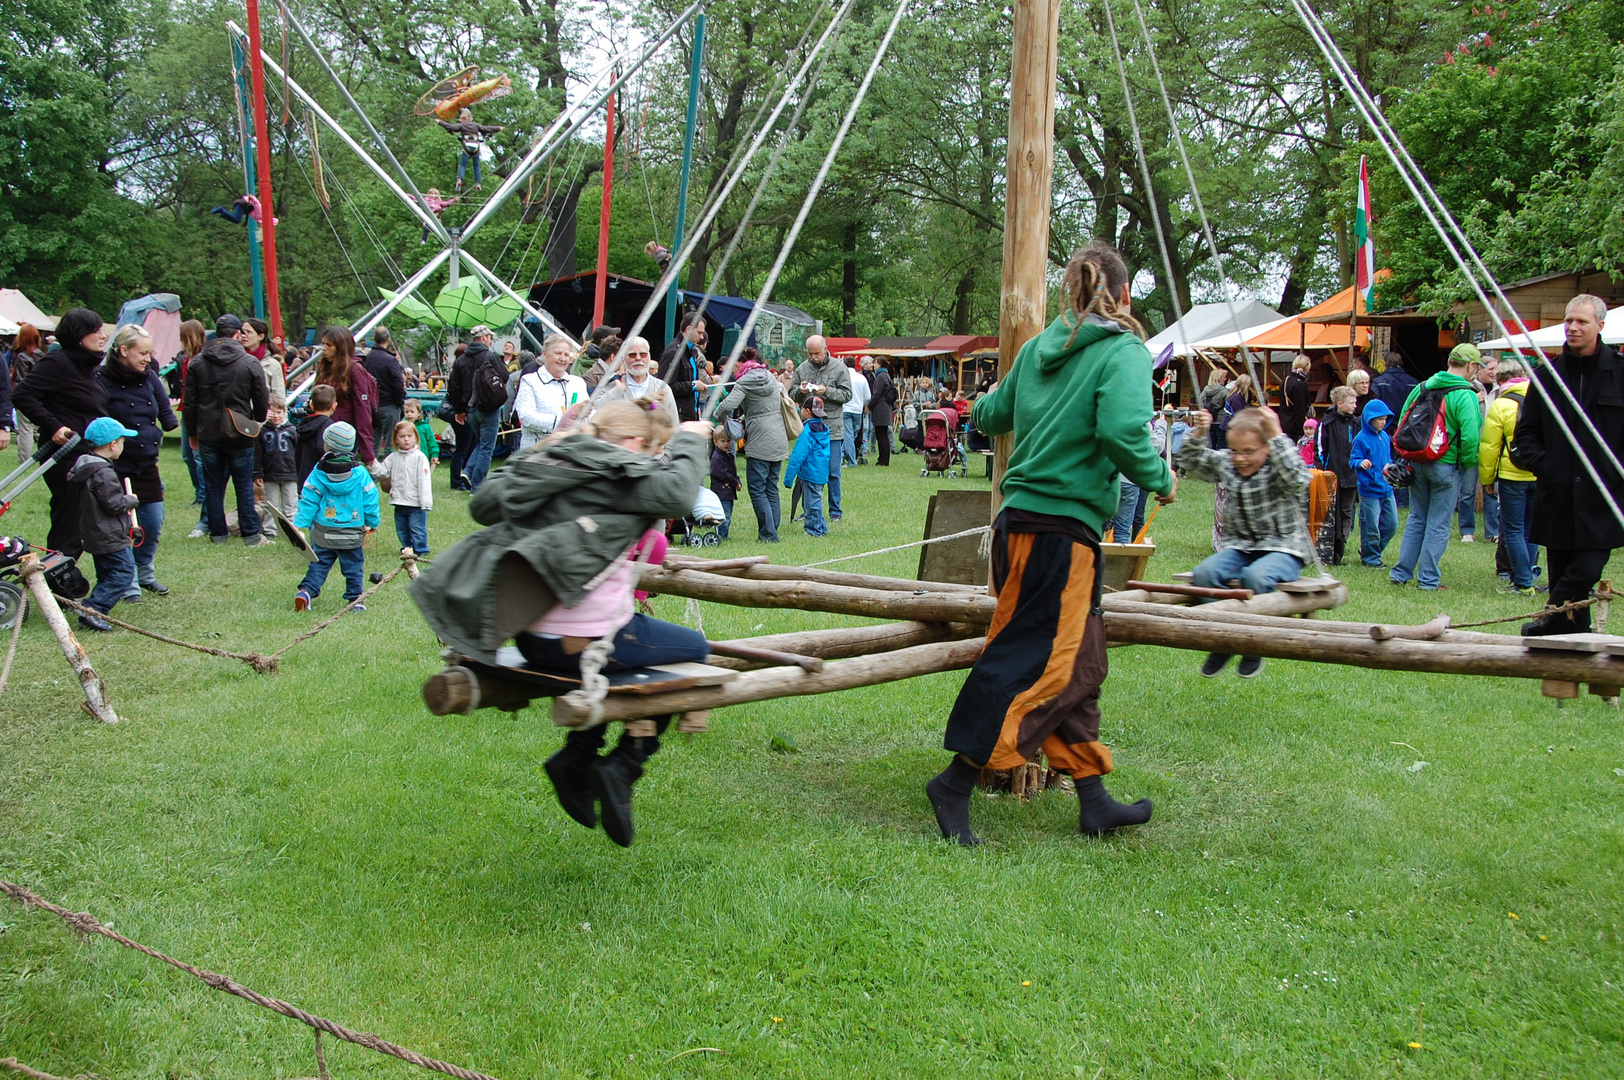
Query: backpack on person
1393 386 1453 463
472 352 508 413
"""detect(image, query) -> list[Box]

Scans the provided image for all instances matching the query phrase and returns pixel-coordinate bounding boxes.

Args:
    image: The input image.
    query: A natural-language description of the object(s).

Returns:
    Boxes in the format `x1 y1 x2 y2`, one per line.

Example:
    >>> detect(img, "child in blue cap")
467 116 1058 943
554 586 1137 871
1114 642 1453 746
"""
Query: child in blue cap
67 417 142 631
292 421 379 612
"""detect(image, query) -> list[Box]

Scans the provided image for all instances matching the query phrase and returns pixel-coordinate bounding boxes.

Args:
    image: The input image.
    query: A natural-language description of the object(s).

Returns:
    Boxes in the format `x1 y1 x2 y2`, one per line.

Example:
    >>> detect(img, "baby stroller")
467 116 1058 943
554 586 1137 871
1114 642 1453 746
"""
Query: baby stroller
920 409 963 478
674 486 726 547
0 437 92 628
898 403 922 452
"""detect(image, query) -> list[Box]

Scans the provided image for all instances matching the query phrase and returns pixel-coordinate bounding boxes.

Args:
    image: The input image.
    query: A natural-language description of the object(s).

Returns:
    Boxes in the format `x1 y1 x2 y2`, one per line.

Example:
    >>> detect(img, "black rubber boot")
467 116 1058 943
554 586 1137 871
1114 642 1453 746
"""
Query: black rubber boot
926 755 984 846
544 728 605 829
594 719 669 848
1076 774 1153 836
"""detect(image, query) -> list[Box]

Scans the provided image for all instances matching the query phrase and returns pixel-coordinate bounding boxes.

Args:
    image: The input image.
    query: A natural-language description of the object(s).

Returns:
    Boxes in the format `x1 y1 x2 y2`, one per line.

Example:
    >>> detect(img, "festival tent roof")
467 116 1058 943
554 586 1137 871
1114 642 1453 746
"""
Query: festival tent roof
0 314 17 335
1478 306 1624 350
1186 315 1296 351
1242 280 1380 350
926 334 999 357
823 336 869 354
0 288 57 331
1145 301 1284 356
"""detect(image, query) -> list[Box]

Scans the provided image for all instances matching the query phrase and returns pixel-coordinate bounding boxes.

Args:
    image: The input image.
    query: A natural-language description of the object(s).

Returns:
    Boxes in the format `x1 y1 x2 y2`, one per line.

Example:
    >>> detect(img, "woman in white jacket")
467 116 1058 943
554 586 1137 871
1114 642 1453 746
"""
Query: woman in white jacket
514 335 588 449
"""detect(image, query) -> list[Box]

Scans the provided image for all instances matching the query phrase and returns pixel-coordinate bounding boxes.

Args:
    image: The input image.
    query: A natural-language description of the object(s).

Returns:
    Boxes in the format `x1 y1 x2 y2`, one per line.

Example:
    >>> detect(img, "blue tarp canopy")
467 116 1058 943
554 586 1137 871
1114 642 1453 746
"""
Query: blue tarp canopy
116 293 181 328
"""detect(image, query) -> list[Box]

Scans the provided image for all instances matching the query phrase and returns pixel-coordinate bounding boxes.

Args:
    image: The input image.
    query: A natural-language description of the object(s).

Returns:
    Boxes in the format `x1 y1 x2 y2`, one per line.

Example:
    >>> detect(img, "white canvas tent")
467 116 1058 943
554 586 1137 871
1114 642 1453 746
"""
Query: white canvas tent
0 314 17 336
0 288 57 331
1478 306 1624 350
1145 300 1284 356
1187 315 1296 350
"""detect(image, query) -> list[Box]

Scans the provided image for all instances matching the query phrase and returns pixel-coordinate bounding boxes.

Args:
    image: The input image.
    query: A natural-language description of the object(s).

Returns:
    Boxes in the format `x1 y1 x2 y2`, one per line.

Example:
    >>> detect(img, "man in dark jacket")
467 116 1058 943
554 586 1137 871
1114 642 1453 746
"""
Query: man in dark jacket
362 326 407 455
1280 355 1311 440
445 344 476 490
184 314 270 545
660 313 706 422
1512 295 1624 635
450 325 504 490
791 336 853 520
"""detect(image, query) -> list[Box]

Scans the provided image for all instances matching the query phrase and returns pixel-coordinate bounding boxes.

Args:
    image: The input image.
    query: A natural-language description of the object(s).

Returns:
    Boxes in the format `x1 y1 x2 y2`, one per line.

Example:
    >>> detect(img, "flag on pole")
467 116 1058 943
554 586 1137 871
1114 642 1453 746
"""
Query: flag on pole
1355 154 1376 312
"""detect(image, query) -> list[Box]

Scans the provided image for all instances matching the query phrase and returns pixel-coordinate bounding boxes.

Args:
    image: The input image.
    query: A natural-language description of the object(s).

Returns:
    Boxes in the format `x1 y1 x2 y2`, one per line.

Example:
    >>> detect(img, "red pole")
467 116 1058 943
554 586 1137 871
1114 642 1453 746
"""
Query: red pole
246 0 284 340
591 79 617 329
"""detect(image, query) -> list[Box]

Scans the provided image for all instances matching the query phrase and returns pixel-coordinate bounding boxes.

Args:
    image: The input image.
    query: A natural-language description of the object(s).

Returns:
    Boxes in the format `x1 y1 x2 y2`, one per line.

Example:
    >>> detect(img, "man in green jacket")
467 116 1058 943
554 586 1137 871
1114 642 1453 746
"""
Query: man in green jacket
927 241 1174 846
1389 343 1483 590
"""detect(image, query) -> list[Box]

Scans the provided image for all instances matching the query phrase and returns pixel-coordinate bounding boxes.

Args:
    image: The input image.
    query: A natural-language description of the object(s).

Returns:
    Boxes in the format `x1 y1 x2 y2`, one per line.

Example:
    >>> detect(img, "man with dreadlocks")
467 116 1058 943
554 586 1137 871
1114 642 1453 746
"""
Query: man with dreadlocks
926 241 1174 846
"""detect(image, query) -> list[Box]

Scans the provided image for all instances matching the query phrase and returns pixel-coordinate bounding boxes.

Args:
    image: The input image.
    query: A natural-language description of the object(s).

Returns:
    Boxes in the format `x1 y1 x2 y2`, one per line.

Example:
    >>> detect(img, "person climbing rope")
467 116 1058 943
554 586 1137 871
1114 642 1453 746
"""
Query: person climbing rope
409 402 714 847
926 240 1174 846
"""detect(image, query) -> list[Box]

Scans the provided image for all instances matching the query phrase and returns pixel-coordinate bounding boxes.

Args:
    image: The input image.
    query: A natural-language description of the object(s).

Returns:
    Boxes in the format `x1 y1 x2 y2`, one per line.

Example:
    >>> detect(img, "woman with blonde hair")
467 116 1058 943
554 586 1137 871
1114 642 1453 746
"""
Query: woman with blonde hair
96 324 179 596
412 401 712 847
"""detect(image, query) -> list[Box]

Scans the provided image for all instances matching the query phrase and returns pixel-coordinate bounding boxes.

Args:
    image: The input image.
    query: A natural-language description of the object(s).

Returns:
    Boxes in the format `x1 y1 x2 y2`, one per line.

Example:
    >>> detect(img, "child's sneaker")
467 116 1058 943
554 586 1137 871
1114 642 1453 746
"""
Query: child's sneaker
348 601 366 613
293 589 312 612
78 611 113 632
1237 656 1265 678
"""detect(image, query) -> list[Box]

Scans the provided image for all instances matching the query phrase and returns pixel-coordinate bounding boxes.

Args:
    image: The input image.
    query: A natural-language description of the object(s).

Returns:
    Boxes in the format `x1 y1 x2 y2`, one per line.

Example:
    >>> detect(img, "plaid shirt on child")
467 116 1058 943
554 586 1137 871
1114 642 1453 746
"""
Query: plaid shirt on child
1174 434 1314 561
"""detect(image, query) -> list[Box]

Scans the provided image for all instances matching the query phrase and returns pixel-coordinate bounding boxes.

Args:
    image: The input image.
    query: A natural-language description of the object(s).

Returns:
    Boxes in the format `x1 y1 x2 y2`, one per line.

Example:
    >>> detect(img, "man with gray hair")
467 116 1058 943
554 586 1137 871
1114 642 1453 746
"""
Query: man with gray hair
595 335 680 428
1512 294 1624 633
791 335 853 520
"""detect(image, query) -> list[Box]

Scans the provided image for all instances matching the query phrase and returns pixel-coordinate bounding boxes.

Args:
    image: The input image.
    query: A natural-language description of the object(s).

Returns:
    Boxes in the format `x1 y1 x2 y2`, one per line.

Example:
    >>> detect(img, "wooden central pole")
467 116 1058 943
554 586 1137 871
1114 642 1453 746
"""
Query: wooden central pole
993 0 1061 512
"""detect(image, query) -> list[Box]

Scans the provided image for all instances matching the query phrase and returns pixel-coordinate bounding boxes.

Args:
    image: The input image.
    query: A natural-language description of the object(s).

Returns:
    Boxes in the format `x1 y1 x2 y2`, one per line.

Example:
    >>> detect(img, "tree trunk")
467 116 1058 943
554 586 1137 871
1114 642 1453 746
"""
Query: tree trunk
842 221 859 335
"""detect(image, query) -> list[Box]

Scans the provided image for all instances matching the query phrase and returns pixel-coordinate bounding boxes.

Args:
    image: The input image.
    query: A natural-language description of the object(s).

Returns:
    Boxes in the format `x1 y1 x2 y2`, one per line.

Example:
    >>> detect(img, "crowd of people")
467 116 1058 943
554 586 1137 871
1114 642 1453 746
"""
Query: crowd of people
3 276 1616 850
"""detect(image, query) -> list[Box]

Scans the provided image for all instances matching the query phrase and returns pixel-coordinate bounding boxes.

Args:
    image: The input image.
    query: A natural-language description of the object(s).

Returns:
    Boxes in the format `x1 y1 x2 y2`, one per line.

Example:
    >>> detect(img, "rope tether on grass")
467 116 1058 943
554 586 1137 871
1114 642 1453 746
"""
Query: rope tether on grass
0 880 503 1080
1448 592 1611 631
797 525 993 569
0 1057 101 1080
0 594 27 695
52 554 423 675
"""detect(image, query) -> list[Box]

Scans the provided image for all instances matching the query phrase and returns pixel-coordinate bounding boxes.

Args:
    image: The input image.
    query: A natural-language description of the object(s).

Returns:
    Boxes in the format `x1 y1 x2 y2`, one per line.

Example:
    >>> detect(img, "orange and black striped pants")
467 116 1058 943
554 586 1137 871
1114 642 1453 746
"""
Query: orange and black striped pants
943 529 1113 778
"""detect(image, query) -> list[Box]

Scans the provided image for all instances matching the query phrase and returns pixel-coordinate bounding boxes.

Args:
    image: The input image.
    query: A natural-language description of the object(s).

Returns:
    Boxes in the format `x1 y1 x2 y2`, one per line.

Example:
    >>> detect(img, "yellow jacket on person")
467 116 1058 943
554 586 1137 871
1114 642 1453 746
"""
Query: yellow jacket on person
1479 378 1536 485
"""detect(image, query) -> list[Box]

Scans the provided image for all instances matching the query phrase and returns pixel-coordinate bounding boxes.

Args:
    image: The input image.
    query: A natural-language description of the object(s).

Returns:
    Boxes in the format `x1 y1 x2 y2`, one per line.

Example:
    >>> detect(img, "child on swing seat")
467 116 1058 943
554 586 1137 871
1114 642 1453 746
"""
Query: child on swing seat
1175 405 1313 679
410 402 715 848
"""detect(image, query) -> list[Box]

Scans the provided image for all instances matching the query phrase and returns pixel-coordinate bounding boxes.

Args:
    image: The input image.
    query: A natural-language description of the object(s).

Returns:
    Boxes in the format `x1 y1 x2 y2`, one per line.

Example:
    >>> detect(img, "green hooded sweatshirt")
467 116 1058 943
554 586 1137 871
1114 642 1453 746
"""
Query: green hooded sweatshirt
972 312 1173 534
1399 370 1481 467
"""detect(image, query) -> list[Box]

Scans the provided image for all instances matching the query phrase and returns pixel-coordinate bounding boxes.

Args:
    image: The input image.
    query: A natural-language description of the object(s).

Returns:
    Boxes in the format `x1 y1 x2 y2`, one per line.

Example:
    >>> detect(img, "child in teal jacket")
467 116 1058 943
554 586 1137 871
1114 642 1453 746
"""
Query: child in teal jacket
784 396 831 537
293 421 381 611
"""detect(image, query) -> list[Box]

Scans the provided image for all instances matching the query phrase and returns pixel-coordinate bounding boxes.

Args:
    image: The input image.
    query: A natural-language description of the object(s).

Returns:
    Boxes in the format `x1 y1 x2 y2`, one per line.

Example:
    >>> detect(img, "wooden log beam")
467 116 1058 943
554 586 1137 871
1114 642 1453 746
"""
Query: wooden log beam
1103 600 1515 646
554 637 987 726
1105 609 1624 684
646 568 1346 626
1370 614 1451 641
17 555 117 723
640 567 999 624
704 621 972 669
1126 579 1253 601
664 554 771 573
677 561 988 595
706 639 824 674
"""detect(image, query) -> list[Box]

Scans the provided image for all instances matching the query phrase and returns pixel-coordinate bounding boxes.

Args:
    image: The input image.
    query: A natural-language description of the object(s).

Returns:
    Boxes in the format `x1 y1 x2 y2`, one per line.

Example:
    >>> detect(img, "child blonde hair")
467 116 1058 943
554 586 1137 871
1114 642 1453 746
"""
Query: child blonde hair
1226 408 1272 442
579 400 675 453
403 398 424 420
392 420 418 450
1329 385 1357 405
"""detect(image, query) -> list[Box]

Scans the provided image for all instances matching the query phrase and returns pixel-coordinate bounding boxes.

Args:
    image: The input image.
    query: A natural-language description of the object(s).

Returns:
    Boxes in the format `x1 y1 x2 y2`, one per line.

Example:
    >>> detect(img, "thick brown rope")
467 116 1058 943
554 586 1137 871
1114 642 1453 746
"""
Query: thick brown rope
48 554 424 675
1450 592 1609 631
0 880 501 1080
54 596 279 673
0 1058 103 1080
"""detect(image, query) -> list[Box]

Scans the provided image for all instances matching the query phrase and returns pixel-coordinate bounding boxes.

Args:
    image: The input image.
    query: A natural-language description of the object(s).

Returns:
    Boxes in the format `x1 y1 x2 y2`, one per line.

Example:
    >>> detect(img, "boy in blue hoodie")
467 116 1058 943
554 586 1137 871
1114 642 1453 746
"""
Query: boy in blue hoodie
1352 399 1397 567
292 421 380 612
783 395 831 537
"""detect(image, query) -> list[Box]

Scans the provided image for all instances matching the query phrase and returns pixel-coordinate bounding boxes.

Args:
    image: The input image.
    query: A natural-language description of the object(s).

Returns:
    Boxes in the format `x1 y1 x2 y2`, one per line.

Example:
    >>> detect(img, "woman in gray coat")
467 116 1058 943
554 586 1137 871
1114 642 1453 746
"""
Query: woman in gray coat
713 348 788 542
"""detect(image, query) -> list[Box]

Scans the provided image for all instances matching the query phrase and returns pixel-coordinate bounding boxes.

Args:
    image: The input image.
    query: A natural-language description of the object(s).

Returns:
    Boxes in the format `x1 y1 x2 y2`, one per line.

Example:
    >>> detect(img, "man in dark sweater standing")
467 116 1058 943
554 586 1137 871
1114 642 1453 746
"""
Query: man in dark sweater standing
660 313 707 422
184 314 270 545
1513 295 1624 635
362 326 407 459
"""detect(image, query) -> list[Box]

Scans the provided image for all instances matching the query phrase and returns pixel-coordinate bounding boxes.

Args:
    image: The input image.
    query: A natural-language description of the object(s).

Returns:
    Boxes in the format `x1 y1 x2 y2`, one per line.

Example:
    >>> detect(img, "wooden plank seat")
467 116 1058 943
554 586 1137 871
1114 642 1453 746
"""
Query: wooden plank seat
1167 571 1341 594
423 648 738 716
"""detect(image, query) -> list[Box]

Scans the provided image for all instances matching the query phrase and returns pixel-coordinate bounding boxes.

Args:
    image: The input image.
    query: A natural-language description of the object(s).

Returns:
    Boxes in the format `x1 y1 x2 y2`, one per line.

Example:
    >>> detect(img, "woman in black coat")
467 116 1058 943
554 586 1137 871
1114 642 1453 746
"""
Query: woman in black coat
97 324 180 597
12 308 111 558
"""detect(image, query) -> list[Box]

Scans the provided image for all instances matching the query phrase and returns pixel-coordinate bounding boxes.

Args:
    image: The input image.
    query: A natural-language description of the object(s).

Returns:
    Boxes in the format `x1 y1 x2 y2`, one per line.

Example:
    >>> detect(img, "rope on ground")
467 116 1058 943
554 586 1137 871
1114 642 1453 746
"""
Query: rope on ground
0 595 27 695
0 1057 103 1080
48 554 425 675
1449 592 1611 630
0 880 503 1080
798 525 992 569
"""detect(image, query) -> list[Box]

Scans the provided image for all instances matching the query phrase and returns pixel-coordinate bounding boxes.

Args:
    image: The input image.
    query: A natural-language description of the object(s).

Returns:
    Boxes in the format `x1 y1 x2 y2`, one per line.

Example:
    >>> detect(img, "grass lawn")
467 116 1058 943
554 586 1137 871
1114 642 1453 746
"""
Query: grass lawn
3 439 1623 1078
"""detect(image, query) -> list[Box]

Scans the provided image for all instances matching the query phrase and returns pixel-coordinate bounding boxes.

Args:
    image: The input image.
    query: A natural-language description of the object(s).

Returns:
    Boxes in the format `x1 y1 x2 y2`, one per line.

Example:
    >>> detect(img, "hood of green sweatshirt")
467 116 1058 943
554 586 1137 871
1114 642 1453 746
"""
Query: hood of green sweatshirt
1034 313 1132 374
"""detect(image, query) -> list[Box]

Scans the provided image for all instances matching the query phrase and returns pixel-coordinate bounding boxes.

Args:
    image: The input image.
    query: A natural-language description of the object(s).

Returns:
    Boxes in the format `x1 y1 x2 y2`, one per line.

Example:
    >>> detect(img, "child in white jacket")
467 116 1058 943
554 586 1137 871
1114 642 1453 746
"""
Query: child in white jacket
383 420 433 555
